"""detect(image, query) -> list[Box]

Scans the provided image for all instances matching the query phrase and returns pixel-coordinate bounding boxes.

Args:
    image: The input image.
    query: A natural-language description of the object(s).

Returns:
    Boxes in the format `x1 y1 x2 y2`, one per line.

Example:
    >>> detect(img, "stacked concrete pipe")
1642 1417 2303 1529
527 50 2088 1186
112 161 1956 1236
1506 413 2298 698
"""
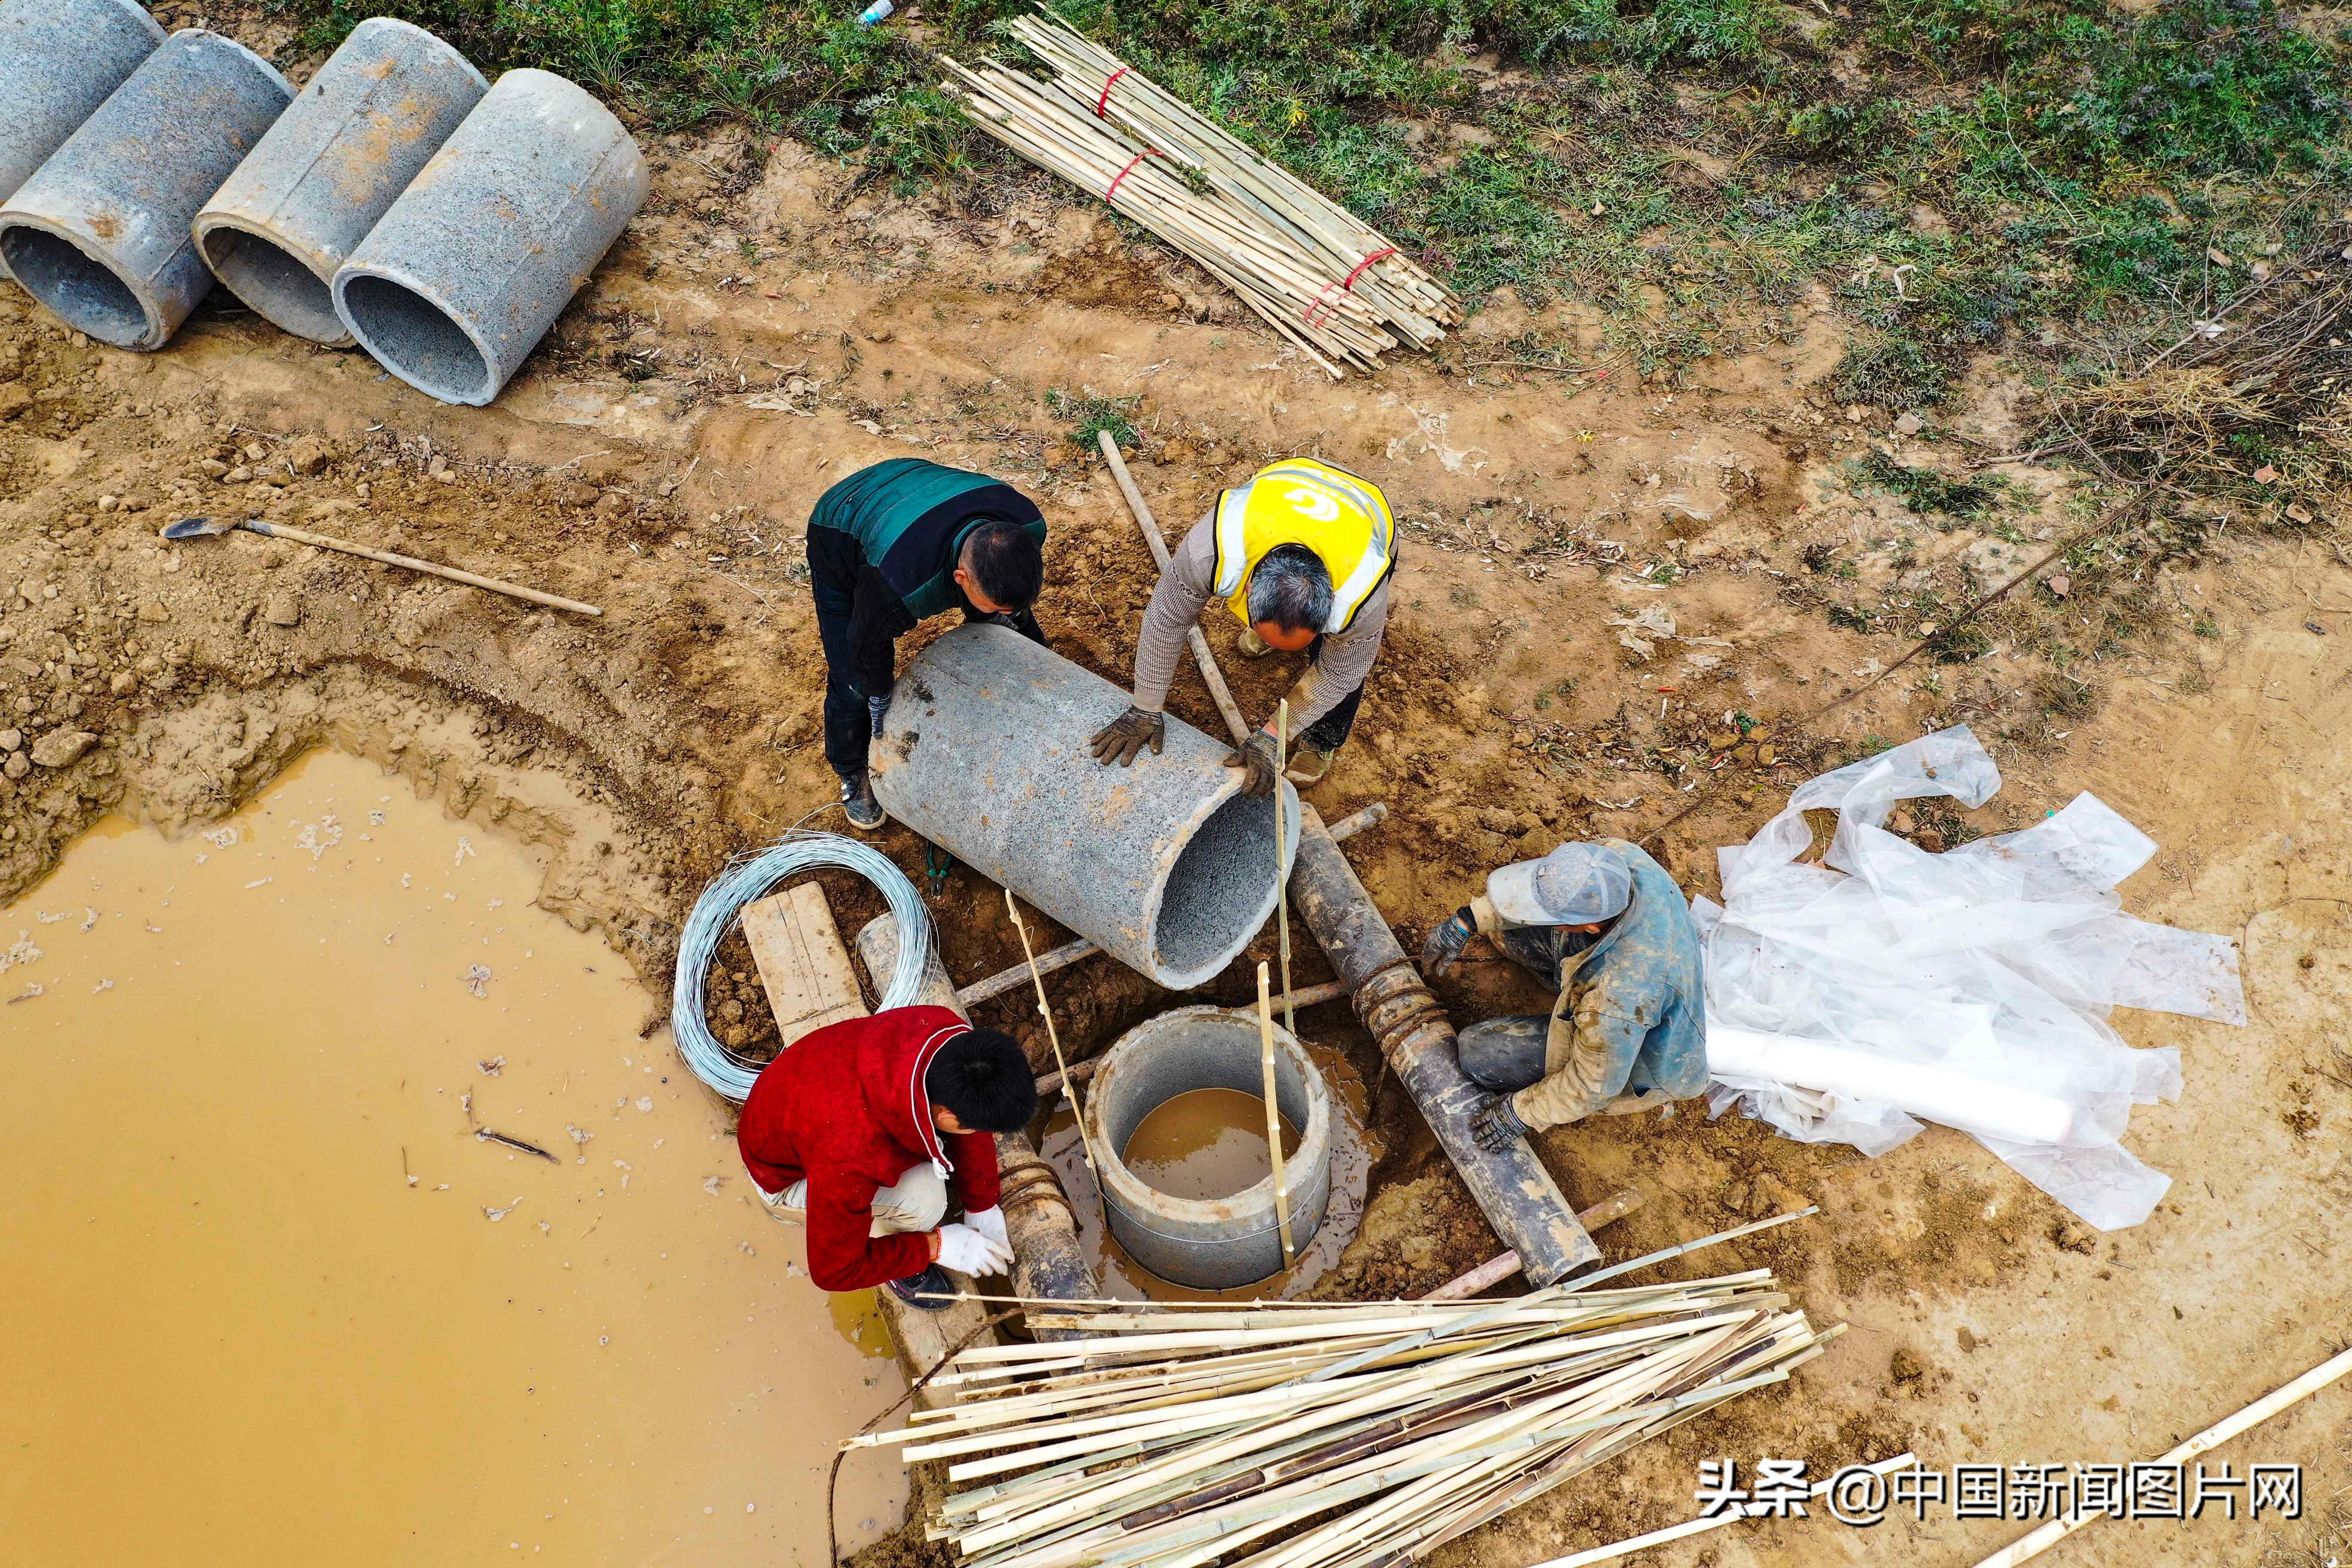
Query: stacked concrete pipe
332 68 648 405
194 18 487 346
0 30 290 351
871 624 1301 990
0 0 167 284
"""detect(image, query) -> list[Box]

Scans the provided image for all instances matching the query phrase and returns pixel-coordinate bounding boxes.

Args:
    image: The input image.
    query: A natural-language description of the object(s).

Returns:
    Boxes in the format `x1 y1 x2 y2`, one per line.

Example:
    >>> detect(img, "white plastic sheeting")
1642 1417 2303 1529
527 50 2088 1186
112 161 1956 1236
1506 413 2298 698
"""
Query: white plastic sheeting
1695 726 2243 1230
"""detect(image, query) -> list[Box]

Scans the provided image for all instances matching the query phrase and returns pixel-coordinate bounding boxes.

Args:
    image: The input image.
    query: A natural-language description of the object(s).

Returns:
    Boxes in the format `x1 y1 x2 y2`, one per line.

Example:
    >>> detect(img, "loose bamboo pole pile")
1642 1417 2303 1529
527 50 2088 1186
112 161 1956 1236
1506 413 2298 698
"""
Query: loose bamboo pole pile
939 12 1462 378
850 1245 1835 1568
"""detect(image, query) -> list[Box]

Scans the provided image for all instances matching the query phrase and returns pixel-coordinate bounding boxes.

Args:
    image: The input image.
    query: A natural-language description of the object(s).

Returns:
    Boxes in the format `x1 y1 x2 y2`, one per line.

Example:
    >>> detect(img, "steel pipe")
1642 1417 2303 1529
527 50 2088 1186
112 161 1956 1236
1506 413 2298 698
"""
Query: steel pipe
0 0 166 281
194 18 486 346
1287 805 1602 1285
1084 1005 1332 1290
332 68 647 405
0 29 290 349
871 624 1300 990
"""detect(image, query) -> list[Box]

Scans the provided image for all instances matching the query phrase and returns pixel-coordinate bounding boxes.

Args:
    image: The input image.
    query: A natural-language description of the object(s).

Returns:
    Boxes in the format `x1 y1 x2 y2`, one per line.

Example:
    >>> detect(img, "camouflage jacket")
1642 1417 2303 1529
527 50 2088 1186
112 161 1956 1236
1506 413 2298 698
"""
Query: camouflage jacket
1470 838 1707 1129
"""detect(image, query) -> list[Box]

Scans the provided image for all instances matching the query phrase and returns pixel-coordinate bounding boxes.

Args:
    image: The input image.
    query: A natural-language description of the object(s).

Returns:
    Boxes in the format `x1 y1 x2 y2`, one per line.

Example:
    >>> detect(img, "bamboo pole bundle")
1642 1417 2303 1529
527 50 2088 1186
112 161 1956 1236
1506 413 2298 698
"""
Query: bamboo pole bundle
938 12 1462 378
854 1248 1835 1568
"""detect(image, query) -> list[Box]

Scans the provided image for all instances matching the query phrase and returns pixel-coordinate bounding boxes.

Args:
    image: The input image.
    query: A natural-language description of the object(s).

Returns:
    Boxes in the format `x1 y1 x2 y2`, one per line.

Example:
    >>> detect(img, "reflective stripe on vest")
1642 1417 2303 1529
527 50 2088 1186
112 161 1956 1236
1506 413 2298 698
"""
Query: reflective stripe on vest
1210 459 1395 634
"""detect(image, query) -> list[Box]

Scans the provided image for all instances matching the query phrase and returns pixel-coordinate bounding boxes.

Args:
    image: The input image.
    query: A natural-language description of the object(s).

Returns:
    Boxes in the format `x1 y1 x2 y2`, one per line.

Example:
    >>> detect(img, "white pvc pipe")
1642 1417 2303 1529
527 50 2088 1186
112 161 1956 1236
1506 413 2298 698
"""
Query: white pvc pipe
1706 1025 2076 1145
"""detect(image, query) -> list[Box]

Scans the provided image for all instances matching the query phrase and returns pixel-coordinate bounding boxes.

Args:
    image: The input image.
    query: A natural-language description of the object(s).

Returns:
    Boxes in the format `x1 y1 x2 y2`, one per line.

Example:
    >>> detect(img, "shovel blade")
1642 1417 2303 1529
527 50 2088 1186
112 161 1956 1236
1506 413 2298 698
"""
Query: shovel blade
159 516 238 541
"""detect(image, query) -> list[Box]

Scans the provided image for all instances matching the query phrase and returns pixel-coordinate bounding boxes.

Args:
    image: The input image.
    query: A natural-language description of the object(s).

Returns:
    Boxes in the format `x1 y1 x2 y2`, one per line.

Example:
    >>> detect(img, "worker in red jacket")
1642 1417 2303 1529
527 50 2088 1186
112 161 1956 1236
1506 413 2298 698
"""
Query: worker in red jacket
736 1005 1036 1308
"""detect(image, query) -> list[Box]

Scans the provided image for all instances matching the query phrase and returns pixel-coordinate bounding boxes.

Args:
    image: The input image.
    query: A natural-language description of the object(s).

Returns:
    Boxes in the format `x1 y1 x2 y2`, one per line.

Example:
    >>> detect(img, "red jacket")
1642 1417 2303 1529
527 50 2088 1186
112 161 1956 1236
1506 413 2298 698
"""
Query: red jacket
736 1005 1002 1291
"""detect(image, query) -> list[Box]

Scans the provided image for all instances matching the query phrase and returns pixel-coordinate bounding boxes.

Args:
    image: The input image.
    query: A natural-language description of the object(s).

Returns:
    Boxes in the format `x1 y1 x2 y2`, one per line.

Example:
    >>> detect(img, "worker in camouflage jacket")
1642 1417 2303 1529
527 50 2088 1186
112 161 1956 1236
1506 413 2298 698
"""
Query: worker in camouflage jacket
806 458 1049 830
1420 840 1707 1146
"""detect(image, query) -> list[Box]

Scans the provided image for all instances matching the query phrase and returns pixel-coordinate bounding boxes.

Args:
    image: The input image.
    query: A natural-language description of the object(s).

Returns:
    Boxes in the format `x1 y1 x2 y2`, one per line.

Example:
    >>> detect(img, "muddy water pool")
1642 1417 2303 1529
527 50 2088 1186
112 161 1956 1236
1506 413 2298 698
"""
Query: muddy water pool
1121 1086 1301 1202
0 750 905 1565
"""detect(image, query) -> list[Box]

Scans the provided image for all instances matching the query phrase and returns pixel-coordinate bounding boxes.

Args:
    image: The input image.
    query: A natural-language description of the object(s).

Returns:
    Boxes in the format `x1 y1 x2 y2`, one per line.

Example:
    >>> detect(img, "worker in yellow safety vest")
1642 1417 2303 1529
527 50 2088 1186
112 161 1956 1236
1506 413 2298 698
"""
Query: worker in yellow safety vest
1090 459 1397 796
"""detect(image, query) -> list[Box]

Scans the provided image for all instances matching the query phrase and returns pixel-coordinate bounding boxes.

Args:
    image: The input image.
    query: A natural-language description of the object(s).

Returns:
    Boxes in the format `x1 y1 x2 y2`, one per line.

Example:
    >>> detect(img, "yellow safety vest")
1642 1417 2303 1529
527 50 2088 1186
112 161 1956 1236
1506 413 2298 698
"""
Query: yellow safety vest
1210 459 1396 634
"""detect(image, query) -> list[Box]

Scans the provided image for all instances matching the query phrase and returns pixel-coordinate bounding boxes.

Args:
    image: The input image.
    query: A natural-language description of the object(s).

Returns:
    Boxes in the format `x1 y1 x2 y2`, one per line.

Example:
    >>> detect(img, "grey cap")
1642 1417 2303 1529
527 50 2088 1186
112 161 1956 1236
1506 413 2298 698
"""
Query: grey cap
1487 842 1632 926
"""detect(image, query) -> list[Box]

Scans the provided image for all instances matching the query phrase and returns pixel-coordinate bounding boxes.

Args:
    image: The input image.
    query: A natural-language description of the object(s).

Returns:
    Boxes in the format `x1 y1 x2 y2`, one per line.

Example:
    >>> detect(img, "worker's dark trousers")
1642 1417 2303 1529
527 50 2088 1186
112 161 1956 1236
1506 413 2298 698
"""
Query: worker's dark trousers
811 570 871 782
812 570 1048 781
1296 636 1363 753
1455 926 1631 1093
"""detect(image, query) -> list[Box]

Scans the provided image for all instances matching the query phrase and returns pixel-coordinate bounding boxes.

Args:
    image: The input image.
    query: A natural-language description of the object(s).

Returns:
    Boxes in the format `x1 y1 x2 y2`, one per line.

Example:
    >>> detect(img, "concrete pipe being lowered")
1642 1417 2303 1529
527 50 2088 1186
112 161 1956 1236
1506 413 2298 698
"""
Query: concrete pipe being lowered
194 18 487 346
1085 1006 1332 1290
1288 805 1602 1286
871 624 1301 990
0 0 166 281
0 30 291 350
332 68 648 405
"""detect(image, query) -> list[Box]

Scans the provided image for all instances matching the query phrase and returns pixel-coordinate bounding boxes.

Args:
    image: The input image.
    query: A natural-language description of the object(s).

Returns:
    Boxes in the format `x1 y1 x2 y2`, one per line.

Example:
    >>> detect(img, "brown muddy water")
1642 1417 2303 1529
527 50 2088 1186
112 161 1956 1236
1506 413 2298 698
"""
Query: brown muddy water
1121 1087 1300 1202
0 750 906 1566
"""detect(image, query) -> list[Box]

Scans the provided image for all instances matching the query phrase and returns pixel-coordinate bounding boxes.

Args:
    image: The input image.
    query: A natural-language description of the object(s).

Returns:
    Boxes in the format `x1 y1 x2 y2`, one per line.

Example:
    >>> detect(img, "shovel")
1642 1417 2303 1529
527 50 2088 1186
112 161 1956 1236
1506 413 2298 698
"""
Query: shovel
159 515 603 618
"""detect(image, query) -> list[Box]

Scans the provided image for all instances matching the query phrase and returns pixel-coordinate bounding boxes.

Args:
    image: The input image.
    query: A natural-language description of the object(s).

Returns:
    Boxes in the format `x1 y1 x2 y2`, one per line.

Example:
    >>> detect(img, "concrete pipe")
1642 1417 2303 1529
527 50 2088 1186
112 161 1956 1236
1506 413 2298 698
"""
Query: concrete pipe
0 30 290 350
1084 1005 1332 1290
0 0 166 280
193 18 487 346
331 68 647 405
871 625 1300 990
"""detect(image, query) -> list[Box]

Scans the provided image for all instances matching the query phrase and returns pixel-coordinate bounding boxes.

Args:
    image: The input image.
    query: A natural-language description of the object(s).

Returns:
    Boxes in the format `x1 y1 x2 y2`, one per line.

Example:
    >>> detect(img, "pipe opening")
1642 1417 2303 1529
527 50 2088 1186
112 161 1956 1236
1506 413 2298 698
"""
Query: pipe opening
1090 1009 1332 1289
200 227 344 344
1097 1023 1316 1159
337 272 491 403
0 226 149 348
1155 792 1287 982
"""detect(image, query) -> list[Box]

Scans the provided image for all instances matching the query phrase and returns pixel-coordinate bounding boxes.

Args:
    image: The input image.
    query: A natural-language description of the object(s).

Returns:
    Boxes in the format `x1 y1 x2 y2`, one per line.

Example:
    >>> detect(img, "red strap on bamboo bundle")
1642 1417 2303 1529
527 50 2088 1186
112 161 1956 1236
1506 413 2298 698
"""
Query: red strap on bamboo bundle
1104 149 1162 202
1094 66 1130 117
1302 247 1400 326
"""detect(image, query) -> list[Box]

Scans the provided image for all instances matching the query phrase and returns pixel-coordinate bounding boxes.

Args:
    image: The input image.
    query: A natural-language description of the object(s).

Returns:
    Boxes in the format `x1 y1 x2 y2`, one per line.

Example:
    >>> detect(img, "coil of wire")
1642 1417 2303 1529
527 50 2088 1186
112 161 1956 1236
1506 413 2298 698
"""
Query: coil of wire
671 832 935 1101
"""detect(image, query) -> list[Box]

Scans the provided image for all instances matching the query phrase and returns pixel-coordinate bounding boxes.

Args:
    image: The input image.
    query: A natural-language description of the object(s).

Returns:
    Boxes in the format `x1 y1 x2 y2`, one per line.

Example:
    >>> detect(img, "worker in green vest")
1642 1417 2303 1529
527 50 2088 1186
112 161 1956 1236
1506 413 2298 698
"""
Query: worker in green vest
808 459 1048 829
1089 459 1396 794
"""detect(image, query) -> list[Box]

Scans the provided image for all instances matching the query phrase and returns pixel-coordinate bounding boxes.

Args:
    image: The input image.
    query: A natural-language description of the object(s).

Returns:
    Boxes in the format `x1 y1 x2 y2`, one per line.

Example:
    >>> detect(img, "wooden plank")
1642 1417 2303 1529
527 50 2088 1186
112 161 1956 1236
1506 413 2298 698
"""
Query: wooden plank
740 882 867 1048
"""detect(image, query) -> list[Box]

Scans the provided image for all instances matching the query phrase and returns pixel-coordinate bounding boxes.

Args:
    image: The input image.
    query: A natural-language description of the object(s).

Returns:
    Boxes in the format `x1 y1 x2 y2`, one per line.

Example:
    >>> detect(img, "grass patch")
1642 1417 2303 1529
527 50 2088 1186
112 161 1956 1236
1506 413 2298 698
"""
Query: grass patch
266 0 2352 440
1851 451 2003 518
1044 388 1139 448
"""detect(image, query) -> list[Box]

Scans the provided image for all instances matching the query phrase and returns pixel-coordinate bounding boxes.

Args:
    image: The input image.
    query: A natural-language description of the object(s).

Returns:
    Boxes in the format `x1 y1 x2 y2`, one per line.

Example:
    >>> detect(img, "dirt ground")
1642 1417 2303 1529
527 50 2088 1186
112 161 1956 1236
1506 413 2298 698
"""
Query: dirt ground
1 34 2345 1564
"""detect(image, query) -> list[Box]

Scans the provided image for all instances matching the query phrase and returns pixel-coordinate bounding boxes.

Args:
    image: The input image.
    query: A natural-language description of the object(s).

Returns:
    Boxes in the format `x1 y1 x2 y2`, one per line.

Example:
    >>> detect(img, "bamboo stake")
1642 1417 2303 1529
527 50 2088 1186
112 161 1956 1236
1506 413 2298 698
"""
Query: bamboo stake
1275 698 1295 1040
881 1265 1834 1568
1970 1344 2352 1568
1008 888 1099 1182
1565 1207 1822 1291
1257 962 1297 1270
1531 1452 1918 1568
936 15 1460 375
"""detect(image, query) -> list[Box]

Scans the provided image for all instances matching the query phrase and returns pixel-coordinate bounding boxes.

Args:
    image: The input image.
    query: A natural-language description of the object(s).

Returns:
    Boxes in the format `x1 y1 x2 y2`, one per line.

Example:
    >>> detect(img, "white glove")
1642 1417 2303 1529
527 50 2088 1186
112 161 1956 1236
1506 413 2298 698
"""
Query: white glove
963 1206 1010 1253
935 1222 1014 1277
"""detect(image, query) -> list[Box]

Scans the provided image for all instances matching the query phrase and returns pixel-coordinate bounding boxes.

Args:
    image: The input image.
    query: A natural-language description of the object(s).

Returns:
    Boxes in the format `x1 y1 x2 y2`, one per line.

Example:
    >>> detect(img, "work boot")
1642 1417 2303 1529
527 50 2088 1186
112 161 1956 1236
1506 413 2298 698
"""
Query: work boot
1284 745 1335 787
1235 626 1273 658
839 771 885 831
886 1264 958 1311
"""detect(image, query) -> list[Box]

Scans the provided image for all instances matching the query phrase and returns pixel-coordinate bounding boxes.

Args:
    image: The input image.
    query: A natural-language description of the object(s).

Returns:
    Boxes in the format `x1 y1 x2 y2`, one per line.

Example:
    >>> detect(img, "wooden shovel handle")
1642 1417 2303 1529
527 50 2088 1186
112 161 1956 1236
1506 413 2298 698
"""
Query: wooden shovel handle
1096 431 1250 746
242 520 603 618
